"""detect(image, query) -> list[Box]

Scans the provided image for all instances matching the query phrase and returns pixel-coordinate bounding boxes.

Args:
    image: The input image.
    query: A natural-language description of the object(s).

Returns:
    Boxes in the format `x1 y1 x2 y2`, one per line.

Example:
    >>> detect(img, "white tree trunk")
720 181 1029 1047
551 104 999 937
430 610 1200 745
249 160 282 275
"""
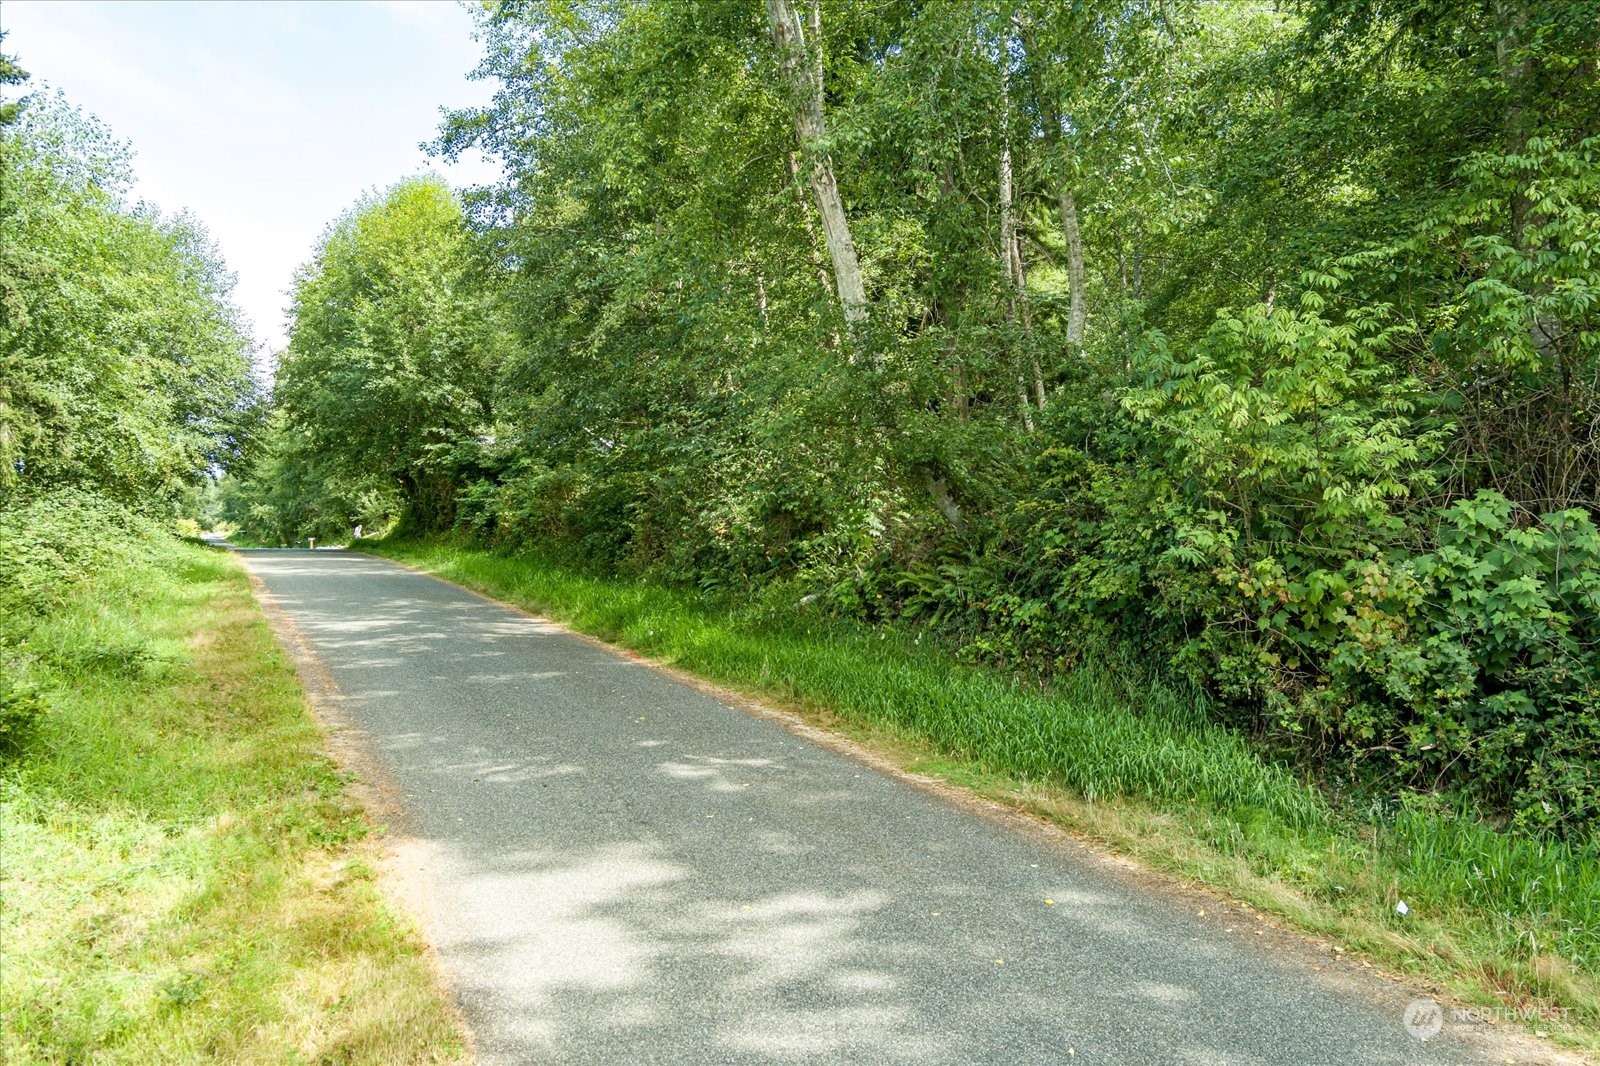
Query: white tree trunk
786 152 841 305
1001 142 1017 293
1009 17 1088 354
1001 132 1043 422
767 0 868 330
1017 236 1046 409
926 473 964 530
1058 185 1086 346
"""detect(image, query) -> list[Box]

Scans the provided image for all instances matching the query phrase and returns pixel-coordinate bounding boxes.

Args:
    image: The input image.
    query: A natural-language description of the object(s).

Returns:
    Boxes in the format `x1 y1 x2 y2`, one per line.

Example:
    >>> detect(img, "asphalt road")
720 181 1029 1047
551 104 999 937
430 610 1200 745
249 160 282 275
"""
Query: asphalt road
236 548 1518 1066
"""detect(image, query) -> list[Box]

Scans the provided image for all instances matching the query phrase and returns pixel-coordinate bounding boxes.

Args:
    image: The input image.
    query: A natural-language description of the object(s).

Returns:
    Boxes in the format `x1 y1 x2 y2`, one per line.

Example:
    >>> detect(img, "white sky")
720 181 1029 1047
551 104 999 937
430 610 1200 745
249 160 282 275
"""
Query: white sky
1 0 500 357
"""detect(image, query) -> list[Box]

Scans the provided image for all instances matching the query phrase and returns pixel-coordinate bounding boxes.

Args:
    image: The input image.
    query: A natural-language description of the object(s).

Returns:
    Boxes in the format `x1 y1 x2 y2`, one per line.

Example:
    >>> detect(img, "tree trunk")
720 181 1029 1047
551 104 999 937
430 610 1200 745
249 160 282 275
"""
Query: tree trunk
926 473 964 531
1000 120 1042 423
1013 233 1046 409
1013 19 1088 355
1057 185 1086 346
767 0 867 331
787 153 840 298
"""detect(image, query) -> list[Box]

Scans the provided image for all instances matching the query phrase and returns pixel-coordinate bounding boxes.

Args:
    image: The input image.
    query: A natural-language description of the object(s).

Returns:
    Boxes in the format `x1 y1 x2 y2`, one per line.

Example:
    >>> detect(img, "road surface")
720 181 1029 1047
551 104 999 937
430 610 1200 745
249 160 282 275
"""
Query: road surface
236 548 1525 1065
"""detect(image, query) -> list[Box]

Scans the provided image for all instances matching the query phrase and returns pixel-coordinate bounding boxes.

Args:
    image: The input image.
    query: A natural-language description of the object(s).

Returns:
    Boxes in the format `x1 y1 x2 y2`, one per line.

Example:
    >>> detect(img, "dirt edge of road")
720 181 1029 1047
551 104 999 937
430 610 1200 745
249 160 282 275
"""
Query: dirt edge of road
235 554 479 1061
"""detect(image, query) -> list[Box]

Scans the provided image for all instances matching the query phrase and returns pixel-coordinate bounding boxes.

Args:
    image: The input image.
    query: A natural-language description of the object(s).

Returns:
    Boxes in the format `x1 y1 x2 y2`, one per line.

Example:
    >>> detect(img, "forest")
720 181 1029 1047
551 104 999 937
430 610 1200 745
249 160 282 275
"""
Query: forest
218 0 1600 841
3 0 1599 1044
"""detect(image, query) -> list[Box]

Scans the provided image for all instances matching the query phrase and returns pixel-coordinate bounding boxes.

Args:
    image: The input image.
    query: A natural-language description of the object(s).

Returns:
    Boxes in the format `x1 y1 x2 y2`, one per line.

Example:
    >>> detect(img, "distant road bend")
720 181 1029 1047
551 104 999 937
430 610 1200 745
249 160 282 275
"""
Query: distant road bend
237 547 1530 1066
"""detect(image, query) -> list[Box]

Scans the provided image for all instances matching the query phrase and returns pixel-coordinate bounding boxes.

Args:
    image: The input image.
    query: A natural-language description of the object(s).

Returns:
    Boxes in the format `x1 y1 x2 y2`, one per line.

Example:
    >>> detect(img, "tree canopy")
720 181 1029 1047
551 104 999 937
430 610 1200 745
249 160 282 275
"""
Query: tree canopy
1 78 260 508
230 0 1600 836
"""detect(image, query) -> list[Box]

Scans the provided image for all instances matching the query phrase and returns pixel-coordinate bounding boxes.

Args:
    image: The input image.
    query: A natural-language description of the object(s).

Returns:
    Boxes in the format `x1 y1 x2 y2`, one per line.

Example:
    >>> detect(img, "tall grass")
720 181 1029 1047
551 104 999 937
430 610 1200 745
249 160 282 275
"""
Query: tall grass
365 536 1599 1043
607 611 1325 831
1 500 464 1064
1390 806 1600 959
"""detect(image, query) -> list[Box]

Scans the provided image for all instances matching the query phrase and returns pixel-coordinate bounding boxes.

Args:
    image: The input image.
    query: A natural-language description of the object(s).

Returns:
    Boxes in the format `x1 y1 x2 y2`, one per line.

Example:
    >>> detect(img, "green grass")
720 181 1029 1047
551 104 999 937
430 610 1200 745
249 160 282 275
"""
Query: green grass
363 535 1600 1053
1 533 465 1065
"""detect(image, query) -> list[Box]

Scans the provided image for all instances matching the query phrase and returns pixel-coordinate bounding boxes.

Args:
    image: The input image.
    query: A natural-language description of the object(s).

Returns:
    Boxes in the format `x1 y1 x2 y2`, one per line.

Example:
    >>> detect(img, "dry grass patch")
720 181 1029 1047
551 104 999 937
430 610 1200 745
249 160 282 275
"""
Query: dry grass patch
1 541 465 1065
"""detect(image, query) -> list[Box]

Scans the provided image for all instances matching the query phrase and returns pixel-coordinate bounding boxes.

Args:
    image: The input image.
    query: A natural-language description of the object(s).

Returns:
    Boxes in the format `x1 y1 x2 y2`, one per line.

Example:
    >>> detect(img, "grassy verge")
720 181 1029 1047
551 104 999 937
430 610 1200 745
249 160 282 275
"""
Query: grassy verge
1 529 465 1064
362 535 1599 1054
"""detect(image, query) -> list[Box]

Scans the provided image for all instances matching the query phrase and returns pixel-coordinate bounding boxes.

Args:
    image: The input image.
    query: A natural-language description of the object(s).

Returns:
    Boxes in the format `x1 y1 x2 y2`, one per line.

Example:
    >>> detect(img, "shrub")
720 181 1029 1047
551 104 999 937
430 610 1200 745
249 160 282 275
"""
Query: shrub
0 489 169 616
884 300 1600 835
1325 494 1599 833
0 490 179 762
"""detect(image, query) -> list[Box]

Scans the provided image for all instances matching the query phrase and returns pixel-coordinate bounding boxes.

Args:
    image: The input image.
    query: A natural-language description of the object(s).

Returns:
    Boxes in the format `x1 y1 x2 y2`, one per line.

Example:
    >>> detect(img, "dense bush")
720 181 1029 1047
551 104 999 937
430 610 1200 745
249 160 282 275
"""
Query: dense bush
0 490 171 616
886 300 1597 832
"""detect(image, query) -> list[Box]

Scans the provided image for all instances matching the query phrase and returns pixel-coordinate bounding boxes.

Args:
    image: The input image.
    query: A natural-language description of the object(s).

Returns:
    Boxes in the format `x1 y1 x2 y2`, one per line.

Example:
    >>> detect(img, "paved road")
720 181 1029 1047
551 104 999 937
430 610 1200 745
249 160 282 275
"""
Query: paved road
237 549 1512 1066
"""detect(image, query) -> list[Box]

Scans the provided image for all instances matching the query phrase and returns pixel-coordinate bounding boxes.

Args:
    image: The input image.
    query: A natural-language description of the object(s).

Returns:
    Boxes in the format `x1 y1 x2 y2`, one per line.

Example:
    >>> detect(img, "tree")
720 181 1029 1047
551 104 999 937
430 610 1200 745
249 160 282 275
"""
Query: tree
766 0 868 333
265 0 1599 831
0 91 259 506
275 176 507 531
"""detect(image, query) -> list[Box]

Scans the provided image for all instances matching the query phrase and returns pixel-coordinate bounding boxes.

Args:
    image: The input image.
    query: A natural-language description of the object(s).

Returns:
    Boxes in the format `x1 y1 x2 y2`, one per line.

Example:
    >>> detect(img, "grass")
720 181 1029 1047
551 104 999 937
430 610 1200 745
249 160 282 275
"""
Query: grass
362 534 1600 1054
0 532 465 1065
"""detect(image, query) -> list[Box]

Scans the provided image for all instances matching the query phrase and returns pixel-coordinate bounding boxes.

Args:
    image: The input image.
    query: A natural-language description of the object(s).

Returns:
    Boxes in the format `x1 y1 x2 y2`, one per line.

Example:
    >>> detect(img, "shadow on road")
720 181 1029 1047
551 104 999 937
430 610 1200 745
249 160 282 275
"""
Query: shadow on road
238 548 1492 1066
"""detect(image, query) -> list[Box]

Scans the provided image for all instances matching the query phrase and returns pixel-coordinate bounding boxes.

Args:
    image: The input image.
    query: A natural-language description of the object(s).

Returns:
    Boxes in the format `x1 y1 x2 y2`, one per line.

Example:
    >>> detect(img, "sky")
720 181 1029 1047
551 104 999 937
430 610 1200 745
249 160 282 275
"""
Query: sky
1 0 501 356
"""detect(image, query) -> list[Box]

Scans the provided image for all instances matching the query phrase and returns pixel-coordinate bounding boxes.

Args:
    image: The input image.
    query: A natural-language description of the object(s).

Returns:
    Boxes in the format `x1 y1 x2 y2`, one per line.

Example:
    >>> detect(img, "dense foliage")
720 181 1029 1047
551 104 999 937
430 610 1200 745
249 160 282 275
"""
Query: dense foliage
0 85 259 507
231 1 1599 837
0 50 261 758
222 177 504 544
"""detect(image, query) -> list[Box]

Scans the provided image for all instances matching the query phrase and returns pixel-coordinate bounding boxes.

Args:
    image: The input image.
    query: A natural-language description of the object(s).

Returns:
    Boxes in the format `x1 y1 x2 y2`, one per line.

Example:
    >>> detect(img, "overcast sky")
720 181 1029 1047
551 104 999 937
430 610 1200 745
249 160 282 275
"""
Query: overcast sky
1 0 500 356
